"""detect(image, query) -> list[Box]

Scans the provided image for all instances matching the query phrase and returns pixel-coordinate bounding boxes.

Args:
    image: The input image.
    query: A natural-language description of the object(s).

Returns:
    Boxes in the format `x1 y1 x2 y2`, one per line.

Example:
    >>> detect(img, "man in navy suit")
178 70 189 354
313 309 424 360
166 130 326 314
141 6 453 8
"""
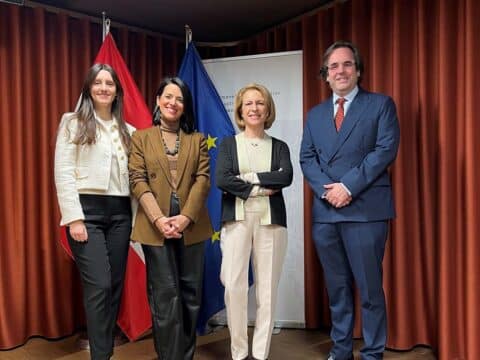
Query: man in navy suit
300 41 400 360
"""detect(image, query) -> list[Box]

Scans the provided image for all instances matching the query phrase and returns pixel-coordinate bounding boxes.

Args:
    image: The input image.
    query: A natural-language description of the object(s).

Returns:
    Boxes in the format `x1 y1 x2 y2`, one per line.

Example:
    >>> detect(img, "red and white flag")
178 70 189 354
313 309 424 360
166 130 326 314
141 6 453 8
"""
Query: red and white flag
59 33 152 341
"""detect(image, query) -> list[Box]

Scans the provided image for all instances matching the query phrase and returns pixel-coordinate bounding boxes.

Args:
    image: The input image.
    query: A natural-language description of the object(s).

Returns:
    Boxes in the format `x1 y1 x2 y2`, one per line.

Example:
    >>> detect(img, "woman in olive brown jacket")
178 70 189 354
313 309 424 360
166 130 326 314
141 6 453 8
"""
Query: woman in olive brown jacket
128 77 212 360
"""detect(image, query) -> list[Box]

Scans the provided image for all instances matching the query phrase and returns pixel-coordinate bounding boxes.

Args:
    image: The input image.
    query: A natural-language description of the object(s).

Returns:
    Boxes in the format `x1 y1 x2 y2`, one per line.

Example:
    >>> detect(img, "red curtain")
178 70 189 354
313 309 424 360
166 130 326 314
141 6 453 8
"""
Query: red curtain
220 0 480 358
1 1 479 358
300 1 480 358
0 3 181 349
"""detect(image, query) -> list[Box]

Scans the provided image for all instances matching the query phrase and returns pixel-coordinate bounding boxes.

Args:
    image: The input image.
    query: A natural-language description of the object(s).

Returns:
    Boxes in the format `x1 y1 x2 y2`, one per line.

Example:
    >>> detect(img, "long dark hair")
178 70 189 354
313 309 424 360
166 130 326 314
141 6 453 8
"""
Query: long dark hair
152 77 195 134
71 63 130 148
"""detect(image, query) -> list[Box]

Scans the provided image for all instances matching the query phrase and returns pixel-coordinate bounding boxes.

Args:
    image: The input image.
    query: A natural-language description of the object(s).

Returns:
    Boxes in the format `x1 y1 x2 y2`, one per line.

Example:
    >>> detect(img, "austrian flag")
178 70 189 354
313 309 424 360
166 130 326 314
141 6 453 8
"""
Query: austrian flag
59 33 152 341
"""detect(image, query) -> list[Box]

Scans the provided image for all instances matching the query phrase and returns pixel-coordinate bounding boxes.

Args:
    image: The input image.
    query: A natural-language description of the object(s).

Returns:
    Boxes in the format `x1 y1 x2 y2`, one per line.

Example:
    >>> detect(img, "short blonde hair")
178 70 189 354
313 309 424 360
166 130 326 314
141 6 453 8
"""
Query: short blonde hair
234 83 276 130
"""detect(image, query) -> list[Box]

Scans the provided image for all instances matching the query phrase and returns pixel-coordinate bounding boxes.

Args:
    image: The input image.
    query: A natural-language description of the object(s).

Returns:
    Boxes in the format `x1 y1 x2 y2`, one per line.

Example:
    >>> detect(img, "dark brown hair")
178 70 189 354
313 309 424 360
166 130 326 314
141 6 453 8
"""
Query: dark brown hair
319 40 364 84
71 63 130 149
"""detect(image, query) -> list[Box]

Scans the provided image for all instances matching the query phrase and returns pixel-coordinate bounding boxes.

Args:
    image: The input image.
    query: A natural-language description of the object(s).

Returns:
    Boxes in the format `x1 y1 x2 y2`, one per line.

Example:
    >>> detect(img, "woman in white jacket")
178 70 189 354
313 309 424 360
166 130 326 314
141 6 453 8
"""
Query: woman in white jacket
54 64 132 360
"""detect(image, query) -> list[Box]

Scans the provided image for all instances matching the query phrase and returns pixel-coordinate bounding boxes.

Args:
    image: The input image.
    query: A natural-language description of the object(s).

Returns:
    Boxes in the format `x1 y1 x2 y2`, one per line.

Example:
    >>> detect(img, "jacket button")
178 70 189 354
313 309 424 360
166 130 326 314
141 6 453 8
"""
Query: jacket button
150 173 156 179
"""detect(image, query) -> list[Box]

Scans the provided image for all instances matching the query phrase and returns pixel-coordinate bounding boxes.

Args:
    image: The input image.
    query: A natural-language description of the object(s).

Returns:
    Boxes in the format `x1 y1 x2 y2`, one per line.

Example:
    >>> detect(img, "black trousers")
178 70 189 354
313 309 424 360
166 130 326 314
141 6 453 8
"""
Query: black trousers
142 193 205 360
67 194 131 360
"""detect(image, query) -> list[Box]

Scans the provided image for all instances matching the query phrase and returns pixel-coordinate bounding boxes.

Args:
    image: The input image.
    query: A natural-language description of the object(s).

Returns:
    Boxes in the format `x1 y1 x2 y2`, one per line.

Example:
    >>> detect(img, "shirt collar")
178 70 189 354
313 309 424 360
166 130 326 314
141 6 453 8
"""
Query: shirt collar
332 85 359 105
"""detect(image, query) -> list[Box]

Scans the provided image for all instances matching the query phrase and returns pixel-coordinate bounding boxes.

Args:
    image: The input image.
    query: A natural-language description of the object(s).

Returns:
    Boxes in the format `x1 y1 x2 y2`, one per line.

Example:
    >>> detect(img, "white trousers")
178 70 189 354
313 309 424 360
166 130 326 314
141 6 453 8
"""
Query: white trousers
220 209 287 360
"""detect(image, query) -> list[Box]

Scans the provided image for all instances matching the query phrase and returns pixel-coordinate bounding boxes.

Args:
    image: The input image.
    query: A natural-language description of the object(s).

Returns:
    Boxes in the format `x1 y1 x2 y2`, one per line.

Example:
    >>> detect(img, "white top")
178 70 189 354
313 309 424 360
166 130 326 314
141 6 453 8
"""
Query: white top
235 132 273 225
90 116 129 197
54 112 130 225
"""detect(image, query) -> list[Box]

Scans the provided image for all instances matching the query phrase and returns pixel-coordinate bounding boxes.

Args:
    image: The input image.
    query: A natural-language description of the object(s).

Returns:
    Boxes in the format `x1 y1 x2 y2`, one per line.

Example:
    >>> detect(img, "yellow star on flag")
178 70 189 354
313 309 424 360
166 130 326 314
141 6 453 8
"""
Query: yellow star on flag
211 231 221 242
206 134 218 150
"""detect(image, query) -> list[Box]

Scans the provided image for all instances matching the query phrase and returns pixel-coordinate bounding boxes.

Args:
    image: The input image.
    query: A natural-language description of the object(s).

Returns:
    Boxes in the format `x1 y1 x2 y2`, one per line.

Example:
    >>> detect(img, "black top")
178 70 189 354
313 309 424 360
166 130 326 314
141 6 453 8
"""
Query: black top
215 135 293 227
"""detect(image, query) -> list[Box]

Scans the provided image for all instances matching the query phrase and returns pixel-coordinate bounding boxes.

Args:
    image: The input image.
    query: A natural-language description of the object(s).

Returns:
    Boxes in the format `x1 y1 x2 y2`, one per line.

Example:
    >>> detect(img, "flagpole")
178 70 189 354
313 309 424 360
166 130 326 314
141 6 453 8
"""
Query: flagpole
185 24 192 49
102 12 111 41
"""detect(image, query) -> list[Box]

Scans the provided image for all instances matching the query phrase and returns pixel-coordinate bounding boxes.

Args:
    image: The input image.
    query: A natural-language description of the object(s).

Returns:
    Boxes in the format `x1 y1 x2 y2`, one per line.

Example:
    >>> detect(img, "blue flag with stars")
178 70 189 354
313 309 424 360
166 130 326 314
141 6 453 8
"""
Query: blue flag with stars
178 43 235 334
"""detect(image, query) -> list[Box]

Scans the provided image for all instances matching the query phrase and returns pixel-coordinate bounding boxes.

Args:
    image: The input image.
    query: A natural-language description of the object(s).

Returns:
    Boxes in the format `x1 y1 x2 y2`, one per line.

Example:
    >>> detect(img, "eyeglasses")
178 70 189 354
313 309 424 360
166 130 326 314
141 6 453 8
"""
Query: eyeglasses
326 61 355 72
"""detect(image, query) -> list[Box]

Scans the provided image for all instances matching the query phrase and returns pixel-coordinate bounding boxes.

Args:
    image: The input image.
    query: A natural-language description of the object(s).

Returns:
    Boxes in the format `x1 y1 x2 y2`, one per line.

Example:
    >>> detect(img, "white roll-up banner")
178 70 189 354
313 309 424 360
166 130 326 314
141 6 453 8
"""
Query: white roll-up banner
204 51 305 328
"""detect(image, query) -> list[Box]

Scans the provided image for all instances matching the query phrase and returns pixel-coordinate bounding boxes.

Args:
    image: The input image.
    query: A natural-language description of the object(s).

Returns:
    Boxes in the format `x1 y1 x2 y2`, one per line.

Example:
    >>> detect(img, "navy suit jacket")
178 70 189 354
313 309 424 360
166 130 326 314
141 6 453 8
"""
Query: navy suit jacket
300 88 400 223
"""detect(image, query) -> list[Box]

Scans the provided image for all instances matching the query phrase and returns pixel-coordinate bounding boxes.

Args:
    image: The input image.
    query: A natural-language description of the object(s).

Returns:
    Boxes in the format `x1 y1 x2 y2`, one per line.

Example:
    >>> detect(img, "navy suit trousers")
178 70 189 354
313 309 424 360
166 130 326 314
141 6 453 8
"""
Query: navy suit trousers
313 221 388 360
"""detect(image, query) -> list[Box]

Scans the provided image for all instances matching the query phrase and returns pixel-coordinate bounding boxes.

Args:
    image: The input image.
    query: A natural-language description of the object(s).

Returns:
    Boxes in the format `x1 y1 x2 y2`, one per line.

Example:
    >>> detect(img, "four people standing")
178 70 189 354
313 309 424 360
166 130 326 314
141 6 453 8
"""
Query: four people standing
54 64 132 360
56 40 399 359
216 84 293 360
300 41 400 359
128 77 212 360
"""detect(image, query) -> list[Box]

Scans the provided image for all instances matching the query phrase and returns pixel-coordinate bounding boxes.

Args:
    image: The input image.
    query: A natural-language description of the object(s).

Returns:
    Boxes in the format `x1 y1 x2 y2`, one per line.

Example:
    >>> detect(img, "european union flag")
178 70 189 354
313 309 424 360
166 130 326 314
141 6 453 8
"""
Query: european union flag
178 43 235 334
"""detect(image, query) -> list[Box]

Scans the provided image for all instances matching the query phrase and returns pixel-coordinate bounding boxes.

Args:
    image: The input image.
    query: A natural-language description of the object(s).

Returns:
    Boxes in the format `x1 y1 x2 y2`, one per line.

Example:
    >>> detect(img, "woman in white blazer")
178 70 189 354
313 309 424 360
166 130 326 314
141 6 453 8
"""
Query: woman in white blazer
54 64 132 360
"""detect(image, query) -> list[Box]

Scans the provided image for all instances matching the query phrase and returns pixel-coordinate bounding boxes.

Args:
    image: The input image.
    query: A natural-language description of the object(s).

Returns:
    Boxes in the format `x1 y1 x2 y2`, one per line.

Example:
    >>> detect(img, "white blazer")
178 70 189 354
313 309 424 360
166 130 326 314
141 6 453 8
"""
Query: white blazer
54 112 133 225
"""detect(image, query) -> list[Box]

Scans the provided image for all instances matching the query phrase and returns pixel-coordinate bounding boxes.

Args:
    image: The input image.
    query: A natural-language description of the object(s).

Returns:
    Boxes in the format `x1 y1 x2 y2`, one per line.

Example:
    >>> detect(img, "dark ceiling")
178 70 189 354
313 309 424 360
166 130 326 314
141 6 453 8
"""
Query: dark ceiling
31 0 333 42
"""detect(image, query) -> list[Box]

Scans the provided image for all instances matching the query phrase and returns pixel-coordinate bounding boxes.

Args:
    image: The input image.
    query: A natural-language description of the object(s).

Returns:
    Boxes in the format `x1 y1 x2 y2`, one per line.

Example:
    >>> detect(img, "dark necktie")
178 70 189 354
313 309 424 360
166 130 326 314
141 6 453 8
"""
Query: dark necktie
335 97 346 131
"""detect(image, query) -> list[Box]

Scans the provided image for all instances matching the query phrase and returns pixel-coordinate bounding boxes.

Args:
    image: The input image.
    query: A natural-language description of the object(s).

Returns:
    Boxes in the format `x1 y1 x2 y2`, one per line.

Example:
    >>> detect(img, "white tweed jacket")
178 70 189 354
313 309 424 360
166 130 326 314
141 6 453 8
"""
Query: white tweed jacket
54 112 134 225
